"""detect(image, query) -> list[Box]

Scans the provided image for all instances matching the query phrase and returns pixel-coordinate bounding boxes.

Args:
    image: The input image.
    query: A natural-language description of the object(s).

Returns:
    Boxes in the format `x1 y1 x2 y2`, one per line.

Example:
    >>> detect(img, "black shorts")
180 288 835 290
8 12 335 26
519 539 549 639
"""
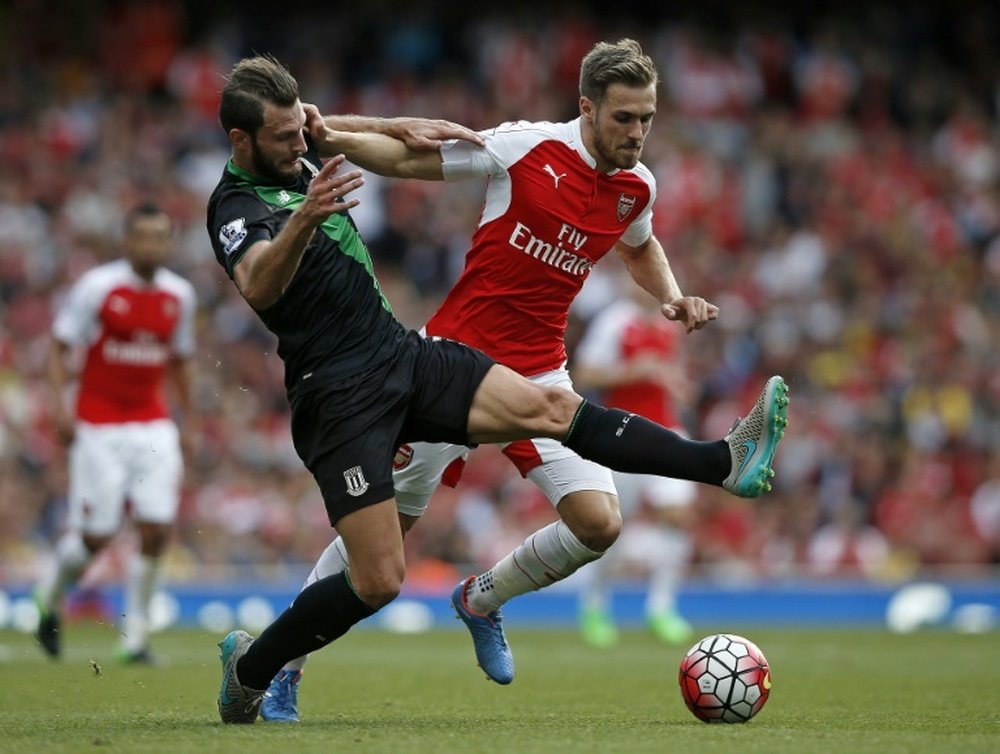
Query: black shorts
289 330 494 525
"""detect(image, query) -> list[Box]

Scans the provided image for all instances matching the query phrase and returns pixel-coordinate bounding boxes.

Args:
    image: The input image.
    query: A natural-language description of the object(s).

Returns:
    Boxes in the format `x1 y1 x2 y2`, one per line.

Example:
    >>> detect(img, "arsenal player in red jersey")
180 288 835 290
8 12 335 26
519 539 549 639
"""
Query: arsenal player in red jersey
35 203 197 664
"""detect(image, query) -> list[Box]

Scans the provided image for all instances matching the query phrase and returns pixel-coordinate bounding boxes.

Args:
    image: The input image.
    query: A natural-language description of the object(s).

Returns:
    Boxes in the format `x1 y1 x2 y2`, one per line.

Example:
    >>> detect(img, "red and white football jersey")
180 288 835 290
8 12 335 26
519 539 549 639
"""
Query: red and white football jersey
575 298 682 428
430 118 655 376
53 259 196 424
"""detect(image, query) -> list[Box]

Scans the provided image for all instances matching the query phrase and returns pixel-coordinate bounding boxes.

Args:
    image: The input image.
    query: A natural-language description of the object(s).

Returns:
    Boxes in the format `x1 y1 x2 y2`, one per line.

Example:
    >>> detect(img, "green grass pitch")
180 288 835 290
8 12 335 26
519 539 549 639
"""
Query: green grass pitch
0 625 998 753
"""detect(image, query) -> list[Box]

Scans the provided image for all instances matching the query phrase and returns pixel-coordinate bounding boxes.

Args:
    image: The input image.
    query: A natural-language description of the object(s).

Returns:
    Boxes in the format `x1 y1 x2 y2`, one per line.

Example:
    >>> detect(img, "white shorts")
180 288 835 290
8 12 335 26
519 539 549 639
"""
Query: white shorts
68 419 182 536
612 471 697 517
611 423 697 517
392 368 616 516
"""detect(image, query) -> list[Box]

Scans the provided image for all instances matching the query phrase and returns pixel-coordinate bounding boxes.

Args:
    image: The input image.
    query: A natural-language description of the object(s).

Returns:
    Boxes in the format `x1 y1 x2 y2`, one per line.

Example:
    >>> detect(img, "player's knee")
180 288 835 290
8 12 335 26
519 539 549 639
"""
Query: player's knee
568 507 622 552
364 582 402 609
82 533 112 554
137 524 171 555
530 385 580 434
353 568 404 609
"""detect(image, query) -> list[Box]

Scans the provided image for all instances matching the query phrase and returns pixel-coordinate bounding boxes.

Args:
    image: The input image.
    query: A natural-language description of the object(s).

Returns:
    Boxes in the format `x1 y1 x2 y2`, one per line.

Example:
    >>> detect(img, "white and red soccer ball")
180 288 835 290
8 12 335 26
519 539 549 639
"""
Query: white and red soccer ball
678 633 771 723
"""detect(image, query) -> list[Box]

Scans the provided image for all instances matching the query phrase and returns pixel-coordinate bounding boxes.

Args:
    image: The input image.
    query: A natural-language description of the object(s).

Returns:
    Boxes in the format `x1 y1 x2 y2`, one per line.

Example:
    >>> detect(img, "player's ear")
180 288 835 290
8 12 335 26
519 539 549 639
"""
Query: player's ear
229 128 250 149
580 96 594 122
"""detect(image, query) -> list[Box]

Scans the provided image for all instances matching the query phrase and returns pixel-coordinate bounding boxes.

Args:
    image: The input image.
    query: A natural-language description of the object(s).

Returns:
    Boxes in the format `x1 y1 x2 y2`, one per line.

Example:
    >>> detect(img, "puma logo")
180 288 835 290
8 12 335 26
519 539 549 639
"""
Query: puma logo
543 163 567 188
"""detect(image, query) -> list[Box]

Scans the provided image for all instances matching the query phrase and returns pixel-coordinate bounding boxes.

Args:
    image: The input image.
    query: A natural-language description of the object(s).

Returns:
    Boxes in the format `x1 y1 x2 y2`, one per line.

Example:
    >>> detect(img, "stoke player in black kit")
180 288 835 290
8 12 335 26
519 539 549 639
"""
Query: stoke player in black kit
207 54 789 724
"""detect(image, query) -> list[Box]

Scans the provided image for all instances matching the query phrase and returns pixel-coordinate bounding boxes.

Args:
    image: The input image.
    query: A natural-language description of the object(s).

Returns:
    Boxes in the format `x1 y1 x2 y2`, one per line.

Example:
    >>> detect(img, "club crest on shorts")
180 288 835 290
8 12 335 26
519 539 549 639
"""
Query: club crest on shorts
617 193 637 222
343 465 369 497
393 444 414 471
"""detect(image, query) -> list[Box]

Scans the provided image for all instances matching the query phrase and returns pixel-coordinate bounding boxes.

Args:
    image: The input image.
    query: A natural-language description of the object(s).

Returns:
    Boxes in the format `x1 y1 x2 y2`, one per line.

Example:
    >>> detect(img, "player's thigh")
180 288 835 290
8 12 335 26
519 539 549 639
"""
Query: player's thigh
519 438 618 505
68 424 129 536
402 334 494 445
517 444 620 546
467 364 580 443
126 420 183 525
392 441 469 517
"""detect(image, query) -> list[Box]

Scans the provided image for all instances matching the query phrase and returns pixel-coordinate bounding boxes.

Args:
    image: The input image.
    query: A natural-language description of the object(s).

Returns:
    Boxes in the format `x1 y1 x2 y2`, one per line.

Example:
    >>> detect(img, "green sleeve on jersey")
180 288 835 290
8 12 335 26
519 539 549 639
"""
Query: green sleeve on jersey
233 170 392 314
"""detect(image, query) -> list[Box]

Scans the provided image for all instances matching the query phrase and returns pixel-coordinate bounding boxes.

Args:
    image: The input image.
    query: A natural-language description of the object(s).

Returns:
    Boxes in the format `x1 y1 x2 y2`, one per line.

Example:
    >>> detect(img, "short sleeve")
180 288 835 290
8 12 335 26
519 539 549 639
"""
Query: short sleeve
440 132 502 181
168 278 198 358
619 166 656 248
52 273 102 346
208 189 277 278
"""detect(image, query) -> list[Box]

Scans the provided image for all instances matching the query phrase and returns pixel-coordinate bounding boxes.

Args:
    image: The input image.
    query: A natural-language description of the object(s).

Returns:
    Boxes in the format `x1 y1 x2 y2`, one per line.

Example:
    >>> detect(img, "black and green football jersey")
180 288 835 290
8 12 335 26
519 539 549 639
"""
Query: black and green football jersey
207 142 406 393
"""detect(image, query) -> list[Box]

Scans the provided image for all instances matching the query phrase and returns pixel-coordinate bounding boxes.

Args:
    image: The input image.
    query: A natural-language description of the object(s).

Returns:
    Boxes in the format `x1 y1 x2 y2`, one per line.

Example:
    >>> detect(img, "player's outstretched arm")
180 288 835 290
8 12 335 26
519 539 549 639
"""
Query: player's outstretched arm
304 104 465 181
616 236 719 333
310 105 483 152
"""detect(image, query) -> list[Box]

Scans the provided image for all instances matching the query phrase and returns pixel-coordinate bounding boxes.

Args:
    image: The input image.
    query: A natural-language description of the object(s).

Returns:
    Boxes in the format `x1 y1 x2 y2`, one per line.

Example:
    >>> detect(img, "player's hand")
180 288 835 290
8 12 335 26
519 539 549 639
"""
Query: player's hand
303 102 331 144
300 154 364 223
384 118 485 151
52 408 75 446
661 296 719 334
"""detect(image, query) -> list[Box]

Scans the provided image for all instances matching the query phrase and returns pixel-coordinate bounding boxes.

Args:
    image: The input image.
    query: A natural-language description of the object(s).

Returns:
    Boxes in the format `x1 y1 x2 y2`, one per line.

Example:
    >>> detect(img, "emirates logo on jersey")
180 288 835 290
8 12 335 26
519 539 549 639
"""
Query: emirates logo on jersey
617 193 637 222
508 220 593 277
103 336 169 366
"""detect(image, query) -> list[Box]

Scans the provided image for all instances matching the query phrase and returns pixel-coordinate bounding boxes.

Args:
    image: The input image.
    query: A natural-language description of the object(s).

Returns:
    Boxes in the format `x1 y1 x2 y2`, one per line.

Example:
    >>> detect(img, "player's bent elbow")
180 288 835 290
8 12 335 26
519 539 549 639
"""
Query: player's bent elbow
238 279 280 311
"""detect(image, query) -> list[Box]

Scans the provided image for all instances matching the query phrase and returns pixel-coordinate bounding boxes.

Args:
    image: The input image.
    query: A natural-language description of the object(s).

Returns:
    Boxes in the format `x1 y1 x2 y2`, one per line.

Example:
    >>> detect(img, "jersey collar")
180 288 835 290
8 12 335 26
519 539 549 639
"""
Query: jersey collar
226 158 260 183
571 117 597 169
225 158 302 188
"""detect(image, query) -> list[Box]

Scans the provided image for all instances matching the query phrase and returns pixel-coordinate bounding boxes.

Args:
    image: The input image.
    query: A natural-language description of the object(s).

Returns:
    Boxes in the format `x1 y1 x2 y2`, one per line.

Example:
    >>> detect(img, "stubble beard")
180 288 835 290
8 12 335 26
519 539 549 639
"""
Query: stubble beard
250 138 301 184
594 126 642 171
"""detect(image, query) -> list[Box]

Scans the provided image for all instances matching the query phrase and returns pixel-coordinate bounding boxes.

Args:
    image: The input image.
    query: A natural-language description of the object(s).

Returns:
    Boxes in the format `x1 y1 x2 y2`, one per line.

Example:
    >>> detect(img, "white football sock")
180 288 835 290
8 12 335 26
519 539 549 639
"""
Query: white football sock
282 536 351 672
122 554 160 653
644 527 692 616
307 536 350 585
579 543 619 614
467 520 602 615
37 532 91 612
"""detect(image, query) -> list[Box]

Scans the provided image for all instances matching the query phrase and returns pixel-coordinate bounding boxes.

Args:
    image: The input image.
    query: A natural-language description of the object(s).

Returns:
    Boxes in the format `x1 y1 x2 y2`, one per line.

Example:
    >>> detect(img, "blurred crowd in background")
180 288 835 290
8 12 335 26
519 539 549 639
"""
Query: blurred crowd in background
1 0 999 590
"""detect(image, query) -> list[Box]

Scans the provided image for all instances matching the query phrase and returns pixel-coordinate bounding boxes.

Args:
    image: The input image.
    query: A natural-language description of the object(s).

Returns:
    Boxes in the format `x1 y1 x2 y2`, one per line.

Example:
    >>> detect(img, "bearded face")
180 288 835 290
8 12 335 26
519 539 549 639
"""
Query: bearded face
249 132 303 184
583 83 656 172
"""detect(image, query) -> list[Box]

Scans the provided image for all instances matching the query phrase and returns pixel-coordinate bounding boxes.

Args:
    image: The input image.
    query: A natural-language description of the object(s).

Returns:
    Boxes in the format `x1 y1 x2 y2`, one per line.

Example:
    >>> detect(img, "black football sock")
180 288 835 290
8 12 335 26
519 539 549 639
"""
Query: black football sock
236 571 375 689
563 400 730 486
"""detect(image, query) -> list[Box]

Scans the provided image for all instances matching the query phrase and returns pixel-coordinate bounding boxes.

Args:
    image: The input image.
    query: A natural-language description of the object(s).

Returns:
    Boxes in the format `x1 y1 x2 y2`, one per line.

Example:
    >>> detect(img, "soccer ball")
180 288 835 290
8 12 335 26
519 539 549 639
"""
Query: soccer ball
678 633 771 723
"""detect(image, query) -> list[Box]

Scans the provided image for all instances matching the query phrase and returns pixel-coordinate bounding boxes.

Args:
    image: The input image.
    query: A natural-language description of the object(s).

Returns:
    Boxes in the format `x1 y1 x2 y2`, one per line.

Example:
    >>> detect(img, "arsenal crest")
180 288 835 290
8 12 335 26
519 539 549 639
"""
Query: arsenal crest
343 465 369 497
617 193 637 222
393 444 414 471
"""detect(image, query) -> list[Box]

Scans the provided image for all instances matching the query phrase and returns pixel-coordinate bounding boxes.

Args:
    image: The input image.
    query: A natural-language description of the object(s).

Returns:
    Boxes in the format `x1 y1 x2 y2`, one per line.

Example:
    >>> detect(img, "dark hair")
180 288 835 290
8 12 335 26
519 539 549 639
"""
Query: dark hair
219 54 300 135
124 202 170 233
579 39 658 103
